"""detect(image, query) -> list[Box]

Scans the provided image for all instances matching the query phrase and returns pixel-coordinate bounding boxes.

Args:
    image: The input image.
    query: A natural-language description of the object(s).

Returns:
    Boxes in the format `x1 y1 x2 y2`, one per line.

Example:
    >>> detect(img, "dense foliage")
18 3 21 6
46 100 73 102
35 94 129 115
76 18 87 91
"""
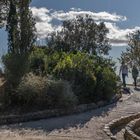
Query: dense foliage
0 0 8 28
2 53 30 87
95 66 118 101
2 0 36 88
28 48 118 103
52 52 97 103
120 30 140 67
1 7 119 111
6 0 36 54
48 15 111 55
29 47 47 75
15 73 77 109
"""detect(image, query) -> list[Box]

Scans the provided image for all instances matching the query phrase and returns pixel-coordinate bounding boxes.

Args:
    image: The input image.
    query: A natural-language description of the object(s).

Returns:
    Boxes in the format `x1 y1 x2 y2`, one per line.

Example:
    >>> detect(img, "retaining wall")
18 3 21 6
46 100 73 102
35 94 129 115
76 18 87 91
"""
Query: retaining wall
0 94 122 126
104 113 140 140
124 118 140 140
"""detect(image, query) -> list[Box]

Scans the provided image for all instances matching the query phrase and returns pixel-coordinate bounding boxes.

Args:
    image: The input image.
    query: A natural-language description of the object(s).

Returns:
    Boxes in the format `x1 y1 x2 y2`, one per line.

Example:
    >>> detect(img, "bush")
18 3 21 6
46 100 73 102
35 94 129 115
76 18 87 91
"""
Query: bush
29 48 47 75
52 52 118 103
47 80 78 108
16 72 48 106
17 48 118 105
95 66 118 101
53 52 97 103
29 48 64 75
46 51 65 74
15 73 77 109
102 67 118 101
2 53 29 88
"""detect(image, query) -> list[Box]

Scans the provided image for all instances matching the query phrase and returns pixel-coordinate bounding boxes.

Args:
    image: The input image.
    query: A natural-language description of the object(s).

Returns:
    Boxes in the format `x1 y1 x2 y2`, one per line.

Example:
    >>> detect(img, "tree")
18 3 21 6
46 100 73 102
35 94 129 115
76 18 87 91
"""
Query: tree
6 0 36 54
120 30 140 67
18 0 36 54
48 15 111 56
0 0 8 28
6 0 19 53
3 0 36 87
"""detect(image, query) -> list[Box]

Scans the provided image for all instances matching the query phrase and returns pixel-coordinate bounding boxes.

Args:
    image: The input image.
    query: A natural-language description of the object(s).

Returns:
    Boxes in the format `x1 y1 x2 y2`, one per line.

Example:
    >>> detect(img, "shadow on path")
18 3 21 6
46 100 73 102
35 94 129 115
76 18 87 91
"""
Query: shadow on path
0 102 118 133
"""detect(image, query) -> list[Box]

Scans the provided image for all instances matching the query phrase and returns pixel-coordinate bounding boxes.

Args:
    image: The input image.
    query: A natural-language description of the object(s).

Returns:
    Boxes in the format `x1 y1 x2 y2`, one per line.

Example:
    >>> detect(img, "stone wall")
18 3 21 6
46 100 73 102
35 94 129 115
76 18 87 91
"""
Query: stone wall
124 118 140 140
104 113 140 140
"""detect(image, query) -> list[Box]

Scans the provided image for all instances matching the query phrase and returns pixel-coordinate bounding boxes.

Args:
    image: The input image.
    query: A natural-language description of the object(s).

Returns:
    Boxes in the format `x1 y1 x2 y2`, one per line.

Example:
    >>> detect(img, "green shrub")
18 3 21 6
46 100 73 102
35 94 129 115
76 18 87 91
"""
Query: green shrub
47 80 78 108
16 72 48 106
95 66 118 101
15 73 77 108
53 52 97 103
2 53 29 88
29 48 47 75
29 48 65 76
51 52 118 103
102 67 118 101
46 51 64 74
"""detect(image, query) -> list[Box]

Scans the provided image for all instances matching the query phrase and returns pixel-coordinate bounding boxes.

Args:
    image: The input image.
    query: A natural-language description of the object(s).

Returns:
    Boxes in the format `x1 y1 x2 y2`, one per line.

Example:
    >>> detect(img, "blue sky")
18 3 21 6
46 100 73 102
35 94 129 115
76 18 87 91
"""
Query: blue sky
29 0 140 46
1 0 140 49
31 0 140 28
1 0 138 82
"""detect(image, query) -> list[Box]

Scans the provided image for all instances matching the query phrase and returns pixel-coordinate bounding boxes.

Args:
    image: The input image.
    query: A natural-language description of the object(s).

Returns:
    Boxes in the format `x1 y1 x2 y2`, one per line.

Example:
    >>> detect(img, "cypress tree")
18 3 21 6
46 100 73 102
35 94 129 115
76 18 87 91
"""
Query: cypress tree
6 0 20 53
0 0 8 28
3 0 36 87
19 0 36 54
6 0 36 54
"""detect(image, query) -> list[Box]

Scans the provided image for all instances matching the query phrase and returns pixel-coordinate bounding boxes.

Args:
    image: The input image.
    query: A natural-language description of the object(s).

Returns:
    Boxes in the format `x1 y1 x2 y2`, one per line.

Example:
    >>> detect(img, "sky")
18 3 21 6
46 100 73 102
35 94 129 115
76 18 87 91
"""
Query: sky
1 0 140 50
29 0 140 46
1 0 140 82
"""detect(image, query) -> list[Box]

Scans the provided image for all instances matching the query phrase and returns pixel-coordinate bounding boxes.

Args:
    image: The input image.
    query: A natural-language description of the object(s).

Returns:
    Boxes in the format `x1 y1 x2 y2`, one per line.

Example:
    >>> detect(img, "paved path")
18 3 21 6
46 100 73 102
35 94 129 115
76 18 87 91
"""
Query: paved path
0 87 140 140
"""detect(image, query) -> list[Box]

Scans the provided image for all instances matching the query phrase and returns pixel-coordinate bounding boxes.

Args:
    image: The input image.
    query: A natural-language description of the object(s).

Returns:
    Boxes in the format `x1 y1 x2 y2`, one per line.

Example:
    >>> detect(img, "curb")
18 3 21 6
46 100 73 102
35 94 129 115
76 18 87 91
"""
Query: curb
0 94 122 125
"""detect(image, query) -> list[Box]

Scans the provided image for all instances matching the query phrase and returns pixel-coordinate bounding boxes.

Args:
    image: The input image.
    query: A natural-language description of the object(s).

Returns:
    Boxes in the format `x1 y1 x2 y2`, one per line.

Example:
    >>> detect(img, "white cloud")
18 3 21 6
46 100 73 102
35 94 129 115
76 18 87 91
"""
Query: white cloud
35 22 54 38
31 7 51 22
31 7 140 46
31 7 54 38
105 22 140 46
51 9 127 22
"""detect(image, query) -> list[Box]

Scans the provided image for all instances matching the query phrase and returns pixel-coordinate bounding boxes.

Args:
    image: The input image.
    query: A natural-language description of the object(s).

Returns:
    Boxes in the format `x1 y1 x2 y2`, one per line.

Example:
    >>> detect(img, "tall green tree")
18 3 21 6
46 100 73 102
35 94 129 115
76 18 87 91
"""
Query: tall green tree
48 15 111 55
120 30 140 67
18 0 36 54
0 0 8 28
6 0 36 54
3 0 36 87
6 0 19 53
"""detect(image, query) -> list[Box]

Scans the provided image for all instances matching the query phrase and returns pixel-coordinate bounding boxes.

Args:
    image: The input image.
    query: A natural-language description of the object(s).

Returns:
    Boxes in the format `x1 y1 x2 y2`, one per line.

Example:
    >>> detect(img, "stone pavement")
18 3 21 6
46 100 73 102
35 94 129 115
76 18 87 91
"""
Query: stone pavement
0 86 139 140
